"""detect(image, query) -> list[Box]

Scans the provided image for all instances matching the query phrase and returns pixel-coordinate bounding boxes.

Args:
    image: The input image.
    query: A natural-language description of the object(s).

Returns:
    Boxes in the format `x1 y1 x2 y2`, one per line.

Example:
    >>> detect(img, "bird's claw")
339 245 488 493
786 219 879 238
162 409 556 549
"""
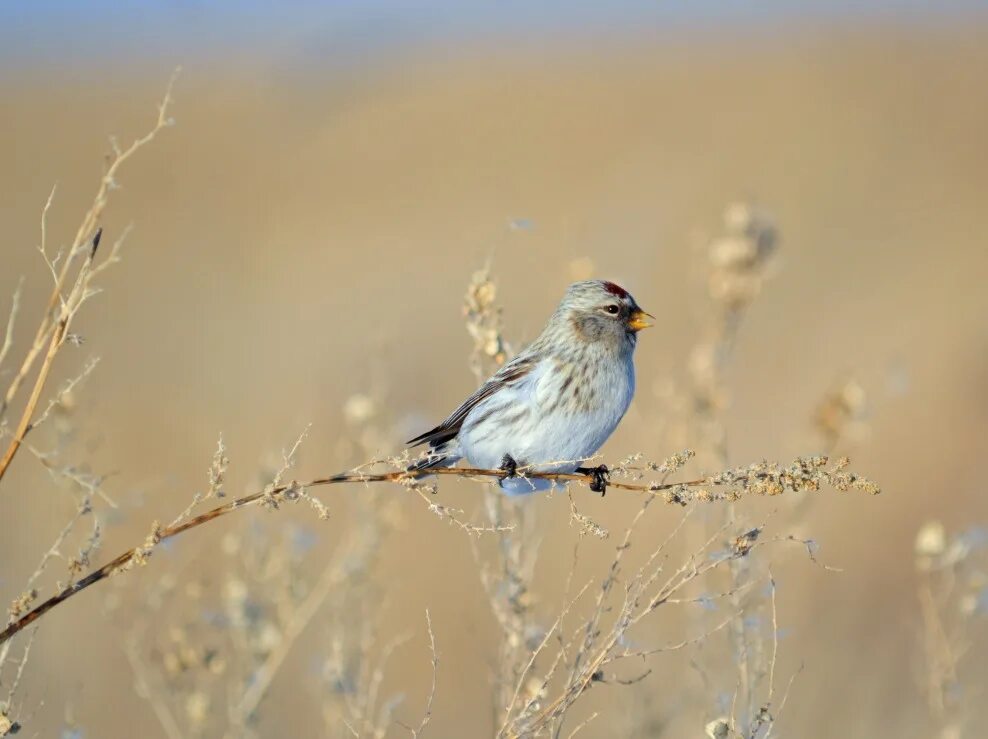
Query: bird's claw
499 454 518 479
577 464 610 496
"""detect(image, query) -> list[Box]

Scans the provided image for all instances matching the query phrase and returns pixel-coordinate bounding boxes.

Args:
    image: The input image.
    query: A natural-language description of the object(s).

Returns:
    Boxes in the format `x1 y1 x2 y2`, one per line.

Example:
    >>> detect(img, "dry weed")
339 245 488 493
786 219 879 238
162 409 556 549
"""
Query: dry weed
0 81 900 739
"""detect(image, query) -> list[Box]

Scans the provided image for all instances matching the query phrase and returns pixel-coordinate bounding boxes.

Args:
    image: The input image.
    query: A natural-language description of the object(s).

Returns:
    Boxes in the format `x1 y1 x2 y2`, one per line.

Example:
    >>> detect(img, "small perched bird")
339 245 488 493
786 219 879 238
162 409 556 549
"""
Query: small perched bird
408 280 652 494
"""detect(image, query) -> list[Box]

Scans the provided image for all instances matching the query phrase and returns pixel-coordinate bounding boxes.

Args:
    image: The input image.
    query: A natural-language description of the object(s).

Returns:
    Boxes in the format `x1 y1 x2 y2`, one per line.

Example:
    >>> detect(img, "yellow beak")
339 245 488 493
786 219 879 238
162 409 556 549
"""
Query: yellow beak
627 309 654 332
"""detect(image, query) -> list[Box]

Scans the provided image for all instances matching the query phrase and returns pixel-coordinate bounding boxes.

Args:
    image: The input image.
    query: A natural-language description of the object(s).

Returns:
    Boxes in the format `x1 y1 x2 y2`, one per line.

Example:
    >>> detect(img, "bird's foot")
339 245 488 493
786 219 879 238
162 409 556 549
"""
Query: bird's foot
576 464 610 496
499 454 519 480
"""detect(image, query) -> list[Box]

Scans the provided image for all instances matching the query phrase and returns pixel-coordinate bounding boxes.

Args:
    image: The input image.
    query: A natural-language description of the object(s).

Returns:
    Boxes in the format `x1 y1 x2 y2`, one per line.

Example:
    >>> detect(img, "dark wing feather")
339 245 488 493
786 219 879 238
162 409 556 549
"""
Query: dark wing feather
407 356 535 449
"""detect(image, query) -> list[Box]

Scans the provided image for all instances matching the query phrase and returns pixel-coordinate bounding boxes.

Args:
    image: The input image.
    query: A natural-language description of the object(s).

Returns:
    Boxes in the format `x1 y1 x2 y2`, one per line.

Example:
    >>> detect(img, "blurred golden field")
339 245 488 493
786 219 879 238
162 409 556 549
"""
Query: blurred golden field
1 15 987 738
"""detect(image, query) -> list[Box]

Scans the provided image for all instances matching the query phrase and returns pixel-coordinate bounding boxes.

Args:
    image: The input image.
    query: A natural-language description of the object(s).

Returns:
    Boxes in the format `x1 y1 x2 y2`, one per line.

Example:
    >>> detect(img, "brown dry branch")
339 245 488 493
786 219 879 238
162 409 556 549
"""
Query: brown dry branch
0 69 179 485
0 455 878 648
0 228 101 482
496 500 804 738
107 399 404 738
0 76 178 730
135 429 328 737
0 68 900 738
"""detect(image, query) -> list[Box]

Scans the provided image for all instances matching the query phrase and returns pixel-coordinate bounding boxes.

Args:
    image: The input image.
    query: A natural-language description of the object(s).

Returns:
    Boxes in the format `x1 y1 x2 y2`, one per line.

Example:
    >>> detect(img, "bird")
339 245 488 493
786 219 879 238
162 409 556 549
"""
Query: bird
407 280 652 494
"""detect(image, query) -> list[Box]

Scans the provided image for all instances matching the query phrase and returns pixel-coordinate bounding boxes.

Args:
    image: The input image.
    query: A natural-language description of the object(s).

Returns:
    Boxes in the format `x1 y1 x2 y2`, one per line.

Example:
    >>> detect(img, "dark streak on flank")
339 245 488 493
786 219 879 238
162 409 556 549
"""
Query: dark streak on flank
464 404 503 432
473 408 527 444
559 373 574 396
498 408 529 427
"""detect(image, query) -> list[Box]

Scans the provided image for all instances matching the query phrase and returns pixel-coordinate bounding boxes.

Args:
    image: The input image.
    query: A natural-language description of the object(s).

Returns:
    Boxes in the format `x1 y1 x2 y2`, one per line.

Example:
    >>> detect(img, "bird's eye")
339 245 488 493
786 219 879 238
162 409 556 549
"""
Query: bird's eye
604 304 620 315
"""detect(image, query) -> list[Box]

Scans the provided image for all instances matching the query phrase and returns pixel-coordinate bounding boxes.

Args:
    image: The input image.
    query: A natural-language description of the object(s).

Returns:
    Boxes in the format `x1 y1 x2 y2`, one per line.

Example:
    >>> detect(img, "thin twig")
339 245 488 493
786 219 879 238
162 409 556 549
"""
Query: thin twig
767 572 778 703
0 456 877 648
0 69 179 483
0 298 74 481
0 226 104 481
762 664 803 739
3 628 37 708
0 280 23 377
123 634 185 739
407 610 438 738
226 541 353 734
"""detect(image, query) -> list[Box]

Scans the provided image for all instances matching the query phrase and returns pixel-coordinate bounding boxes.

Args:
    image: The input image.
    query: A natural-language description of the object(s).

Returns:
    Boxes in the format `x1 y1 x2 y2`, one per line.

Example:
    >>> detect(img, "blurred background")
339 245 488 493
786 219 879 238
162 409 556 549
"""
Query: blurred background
1 2 987 737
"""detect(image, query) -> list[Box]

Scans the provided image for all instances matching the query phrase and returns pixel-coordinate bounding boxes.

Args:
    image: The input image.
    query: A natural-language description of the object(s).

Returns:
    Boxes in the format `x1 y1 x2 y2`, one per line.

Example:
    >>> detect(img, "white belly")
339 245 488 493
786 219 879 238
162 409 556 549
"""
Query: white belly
458 355 635 493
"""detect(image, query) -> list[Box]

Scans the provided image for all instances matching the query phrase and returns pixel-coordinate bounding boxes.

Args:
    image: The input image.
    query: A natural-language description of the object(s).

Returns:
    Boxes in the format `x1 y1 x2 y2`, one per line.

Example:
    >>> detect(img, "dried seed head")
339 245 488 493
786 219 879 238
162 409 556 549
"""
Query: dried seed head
706 202 777 308
732 528 762 558
8 589 38 620
705 717 731 738
0 711 17 737
343 393 378 425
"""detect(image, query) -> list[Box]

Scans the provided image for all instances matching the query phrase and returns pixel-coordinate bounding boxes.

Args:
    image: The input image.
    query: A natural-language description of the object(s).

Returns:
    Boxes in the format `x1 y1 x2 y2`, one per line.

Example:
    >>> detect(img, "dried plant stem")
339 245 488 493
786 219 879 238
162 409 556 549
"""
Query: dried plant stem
0 457 877 648
408 610 439 738
226 546 353 734
123 635 184 739
917 578 959 723
0 270 75 482
0 281 23 374
0 69 179 485
687 204 778 733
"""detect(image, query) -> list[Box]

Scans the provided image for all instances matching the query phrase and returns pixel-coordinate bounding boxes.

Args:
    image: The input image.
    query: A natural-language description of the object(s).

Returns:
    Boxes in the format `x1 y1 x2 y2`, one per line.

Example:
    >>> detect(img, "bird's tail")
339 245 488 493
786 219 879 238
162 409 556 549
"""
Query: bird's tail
406 441 461 473
325 447 460 484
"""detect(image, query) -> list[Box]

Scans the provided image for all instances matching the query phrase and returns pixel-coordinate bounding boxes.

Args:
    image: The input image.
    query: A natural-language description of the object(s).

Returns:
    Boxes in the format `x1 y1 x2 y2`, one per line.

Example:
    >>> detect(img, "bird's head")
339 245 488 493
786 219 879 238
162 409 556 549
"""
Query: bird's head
554 280 652 352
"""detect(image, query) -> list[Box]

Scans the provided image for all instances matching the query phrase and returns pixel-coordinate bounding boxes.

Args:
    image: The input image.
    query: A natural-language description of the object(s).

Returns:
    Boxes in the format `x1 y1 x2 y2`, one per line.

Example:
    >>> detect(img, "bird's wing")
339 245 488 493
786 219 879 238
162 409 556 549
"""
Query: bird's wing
407 355 537 450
